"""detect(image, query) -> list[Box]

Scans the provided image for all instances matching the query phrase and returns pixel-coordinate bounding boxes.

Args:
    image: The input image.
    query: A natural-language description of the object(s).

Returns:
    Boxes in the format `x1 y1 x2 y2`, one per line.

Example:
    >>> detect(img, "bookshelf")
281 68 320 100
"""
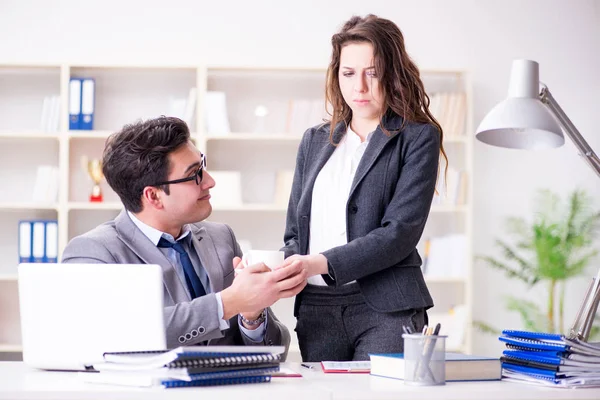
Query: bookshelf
0 63 473 359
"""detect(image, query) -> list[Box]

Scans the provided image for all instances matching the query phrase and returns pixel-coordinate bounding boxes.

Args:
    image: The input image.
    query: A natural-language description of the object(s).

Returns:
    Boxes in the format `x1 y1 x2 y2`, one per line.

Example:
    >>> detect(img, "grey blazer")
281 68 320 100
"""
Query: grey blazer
282 114 437 315
62 210 290 356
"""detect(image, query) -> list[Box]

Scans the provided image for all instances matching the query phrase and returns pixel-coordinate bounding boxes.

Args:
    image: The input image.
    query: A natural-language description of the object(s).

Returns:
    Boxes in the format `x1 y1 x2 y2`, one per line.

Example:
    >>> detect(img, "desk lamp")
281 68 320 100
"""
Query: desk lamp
475 59 600 341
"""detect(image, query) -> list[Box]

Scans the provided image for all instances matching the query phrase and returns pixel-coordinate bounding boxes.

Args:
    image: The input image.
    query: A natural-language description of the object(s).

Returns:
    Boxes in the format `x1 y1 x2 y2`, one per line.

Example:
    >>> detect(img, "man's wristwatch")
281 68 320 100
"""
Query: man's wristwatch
239 309 267 326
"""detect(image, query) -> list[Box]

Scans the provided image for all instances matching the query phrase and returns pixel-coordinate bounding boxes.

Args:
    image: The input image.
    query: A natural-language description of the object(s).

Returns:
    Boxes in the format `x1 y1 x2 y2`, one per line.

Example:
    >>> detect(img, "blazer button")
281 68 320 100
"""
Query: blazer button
198 326 206 334
178 336 186 343
350 205 358 214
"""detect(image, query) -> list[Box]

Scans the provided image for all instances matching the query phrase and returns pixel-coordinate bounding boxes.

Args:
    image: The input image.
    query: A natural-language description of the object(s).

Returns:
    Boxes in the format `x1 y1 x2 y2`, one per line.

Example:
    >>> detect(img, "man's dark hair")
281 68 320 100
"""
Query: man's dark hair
102 116 191 213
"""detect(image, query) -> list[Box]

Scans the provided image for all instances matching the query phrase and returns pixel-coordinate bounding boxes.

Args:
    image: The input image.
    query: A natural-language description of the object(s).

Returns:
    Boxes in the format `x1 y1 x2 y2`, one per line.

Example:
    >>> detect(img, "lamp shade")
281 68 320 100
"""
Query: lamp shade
476 60 564 150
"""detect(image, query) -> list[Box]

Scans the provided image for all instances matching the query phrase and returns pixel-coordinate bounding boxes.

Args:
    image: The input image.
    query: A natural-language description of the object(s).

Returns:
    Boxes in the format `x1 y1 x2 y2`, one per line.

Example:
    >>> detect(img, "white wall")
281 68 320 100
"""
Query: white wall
1 0 599 355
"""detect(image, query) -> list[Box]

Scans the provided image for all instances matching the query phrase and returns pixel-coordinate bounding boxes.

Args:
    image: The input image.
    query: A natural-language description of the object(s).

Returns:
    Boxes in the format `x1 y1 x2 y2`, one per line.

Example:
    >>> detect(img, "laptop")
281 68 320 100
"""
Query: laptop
17 263 167 371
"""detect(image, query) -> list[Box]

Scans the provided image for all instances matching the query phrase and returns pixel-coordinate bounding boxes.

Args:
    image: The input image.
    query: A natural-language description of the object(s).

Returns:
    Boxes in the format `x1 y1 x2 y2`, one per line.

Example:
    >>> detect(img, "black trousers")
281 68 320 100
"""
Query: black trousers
295 283 427 362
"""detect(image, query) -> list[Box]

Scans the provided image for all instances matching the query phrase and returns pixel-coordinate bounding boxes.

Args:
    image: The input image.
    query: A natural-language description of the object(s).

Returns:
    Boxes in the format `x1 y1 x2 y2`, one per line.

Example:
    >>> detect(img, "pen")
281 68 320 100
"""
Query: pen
300 363 314 369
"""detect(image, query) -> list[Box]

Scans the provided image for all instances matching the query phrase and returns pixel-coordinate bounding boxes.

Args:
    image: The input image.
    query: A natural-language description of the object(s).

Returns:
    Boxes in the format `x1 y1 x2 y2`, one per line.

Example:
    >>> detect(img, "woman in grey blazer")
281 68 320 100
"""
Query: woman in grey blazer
281 15 448 361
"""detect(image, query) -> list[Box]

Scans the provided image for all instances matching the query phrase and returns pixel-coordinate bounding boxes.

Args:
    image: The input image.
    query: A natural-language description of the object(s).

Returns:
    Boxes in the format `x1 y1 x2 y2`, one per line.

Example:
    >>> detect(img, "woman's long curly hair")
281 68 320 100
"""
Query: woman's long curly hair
325 14 448 174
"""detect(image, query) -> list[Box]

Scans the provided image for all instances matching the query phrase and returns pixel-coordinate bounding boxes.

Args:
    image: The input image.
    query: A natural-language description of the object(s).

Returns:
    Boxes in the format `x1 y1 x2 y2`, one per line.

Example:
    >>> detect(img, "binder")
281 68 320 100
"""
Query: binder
45 221 58 263
31 221 46 263
18 221 32 263
69 78 82 130
80 78 95 130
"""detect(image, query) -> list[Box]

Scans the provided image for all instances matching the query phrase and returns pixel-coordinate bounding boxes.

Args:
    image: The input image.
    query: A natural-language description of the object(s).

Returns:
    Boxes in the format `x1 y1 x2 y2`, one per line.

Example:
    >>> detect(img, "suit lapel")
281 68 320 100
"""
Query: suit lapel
348 117 402 198
189 225 224 292
114 210 191 303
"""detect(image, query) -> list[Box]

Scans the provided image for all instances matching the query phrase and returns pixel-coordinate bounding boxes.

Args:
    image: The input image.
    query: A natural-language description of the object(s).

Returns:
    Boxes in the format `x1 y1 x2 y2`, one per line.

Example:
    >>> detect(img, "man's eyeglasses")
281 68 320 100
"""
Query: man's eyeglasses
153 154 207 187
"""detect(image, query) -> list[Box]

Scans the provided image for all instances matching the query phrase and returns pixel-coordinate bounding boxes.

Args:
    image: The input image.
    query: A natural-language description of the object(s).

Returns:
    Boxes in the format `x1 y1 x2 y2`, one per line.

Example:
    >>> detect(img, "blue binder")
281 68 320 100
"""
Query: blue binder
80 78 95 130
18 221 33 263
45 221 58 263
69 78 82 130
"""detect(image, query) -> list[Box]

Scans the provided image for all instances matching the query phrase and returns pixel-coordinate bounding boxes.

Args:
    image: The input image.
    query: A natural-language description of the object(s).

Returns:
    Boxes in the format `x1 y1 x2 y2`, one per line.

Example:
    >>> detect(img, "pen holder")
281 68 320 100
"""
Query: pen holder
402 333 447 386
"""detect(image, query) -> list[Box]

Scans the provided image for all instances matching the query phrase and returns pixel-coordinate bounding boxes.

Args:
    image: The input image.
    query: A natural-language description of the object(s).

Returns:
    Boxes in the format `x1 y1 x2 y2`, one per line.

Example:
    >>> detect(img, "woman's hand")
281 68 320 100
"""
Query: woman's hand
277 254 328 277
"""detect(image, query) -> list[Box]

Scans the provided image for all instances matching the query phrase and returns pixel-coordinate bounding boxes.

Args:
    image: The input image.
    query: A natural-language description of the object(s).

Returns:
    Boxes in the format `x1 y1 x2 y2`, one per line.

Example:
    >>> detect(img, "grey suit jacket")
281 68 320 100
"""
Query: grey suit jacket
282 114 437 315
62 210 290 356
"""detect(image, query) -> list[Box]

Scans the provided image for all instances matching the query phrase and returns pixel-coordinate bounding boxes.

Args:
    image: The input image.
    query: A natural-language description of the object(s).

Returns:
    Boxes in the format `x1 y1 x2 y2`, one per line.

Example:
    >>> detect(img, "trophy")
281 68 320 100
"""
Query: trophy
81 156 104 202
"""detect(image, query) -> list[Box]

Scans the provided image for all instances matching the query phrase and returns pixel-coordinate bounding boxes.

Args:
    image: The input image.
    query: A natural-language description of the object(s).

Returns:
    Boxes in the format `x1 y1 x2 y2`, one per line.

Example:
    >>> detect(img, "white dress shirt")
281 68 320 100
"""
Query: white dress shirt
308 127 372 285
127 211 265 340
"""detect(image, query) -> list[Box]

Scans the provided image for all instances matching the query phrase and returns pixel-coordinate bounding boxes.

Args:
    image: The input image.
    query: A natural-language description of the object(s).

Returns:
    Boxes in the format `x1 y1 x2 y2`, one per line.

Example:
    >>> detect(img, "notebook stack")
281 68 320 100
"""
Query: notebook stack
80 346 284 388
499 330 600 388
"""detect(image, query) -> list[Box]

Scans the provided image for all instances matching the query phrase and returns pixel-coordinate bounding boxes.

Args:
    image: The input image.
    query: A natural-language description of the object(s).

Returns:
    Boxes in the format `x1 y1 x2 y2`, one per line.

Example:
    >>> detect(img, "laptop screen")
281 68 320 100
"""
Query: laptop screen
18 263 166 370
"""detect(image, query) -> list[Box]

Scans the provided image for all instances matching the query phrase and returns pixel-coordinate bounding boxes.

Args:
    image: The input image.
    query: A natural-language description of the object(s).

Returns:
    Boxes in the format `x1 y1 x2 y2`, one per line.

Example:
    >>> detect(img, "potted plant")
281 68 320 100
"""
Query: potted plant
477 189 600 337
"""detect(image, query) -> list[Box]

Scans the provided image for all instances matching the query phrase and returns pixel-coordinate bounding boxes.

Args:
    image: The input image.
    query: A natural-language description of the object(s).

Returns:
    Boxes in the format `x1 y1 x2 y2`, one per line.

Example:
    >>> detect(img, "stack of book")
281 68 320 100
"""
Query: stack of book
499 330 600 388
80 346 284 388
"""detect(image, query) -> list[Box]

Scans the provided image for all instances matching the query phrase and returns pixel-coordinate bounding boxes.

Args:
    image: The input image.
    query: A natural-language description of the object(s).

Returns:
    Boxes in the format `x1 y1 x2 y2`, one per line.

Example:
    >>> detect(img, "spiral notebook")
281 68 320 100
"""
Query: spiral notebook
102 345 284 370
163 375 271 388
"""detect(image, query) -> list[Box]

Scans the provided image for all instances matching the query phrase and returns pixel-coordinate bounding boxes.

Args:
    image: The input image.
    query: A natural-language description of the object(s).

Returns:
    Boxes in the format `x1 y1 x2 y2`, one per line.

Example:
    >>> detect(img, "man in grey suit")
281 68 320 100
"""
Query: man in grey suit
62 116 306 357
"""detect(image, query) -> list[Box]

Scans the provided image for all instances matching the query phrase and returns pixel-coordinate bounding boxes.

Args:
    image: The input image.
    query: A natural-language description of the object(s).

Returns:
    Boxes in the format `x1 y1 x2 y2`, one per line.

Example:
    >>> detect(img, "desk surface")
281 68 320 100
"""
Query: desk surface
0 362 599 400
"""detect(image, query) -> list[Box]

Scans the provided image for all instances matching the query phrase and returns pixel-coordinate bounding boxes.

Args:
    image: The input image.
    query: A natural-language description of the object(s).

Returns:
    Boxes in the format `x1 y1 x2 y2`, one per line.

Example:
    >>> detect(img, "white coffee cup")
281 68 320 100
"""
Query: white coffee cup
241 250 285 270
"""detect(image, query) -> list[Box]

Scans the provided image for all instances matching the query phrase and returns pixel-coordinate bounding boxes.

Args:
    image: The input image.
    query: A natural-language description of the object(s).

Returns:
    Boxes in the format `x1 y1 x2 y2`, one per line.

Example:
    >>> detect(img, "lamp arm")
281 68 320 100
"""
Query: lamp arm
540 86 600 179
540 86 600 341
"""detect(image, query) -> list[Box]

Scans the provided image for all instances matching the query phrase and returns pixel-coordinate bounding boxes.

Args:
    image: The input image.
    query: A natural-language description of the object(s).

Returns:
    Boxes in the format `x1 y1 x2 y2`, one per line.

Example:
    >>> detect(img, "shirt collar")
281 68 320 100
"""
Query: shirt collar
127 211 191 246
347 126 374 145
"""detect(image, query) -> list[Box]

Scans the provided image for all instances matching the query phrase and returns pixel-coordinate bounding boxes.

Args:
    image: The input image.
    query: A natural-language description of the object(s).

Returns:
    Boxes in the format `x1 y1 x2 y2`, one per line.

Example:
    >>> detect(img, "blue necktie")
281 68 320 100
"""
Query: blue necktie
158 237 206 299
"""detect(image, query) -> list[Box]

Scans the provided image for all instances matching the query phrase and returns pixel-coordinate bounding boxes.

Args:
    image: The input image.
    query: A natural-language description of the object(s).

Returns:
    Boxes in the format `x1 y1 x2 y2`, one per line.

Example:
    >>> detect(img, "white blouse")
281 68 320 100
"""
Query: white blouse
308 127 372 285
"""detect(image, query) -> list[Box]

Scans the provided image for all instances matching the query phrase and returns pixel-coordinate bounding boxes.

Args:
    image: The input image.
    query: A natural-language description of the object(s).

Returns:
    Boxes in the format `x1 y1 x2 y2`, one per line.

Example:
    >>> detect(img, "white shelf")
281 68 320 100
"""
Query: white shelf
205 133 302 141
0 344 22 353
68 202 123 211
0 131 60 140
212 203 287 212
0 274 17 281
0 203 58 211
